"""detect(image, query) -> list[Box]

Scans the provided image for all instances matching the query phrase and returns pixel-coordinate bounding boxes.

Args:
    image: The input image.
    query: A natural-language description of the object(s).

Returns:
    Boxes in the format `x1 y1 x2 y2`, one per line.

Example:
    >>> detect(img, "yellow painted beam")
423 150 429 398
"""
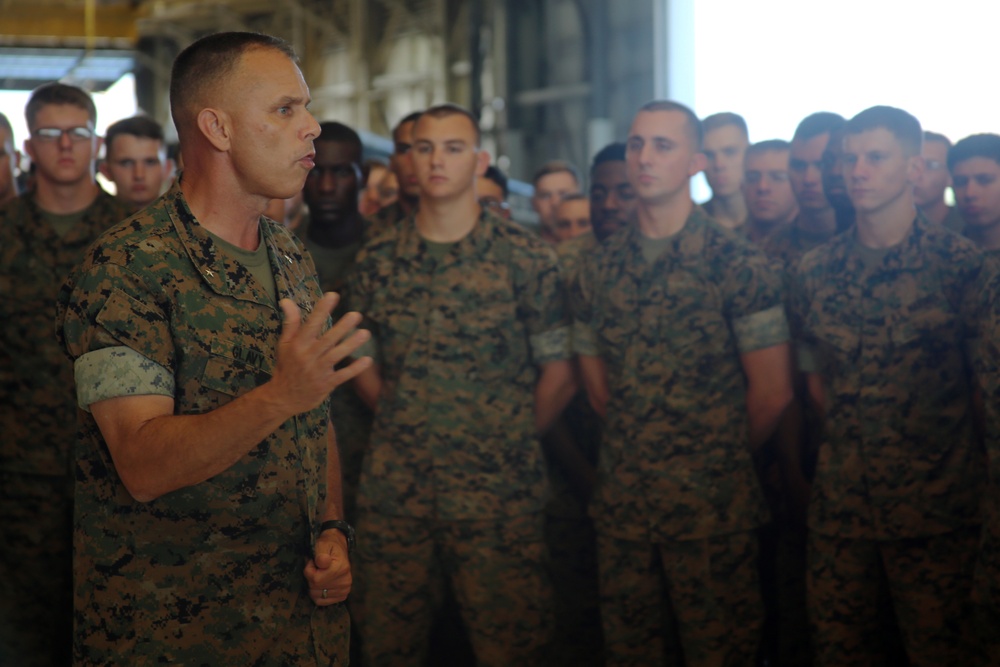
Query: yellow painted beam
0 6 143 42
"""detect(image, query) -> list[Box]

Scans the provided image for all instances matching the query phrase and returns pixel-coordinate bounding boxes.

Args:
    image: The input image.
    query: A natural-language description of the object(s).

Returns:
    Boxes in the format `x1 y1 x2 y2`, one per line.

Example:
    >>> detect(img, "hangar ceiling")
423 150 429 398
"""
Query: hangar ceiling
0 0 658 184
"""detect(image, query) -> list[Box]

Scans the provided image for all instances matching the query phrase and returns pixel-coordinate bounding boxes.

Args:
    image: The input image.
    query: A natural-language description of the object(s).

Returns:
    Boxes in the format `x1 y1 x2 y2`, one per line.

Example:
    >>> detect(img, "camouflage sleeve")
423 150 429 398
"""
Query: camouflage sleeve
61 262 175 373
959 249 987 362
786 259 818 373
731 305 790 354
514 244 572 364
344 249 382 365
74 346 175 412
568 252 598 356
723 246 789 353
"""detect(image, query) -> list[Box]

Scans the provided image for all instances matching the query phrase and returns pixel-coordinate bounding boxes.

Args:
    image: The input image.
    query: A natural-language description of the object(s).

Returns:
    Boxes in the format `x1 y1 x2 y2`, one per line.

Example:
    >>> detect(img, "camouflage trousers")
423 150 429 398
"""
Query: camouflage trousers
808 528 979 667
596 530 763 667
0 471 73 667
351 511 554 667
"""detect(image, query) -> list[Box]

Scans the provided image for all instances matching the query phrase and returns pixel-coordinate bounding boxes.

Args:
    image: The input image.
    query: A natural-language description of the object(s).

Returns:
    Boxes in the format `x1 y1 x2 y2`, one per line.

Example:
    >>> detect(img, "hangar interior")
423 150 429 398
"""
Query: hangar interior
0 0 671 188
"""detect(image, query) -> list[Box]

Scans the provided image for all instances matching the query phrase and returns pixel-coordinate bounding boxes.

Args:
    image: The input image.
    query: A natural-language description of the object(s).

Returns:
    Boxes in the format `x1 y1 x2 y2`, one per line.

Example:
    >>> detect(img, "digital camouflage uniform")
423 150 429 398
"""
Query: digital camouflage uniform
346 209 570 667
790 216 985 667
554 231 597 283
0 188 129 667
364 200 407 241
297 216 373 525
761 215 839 272
571 208 787 667
56 183 349 666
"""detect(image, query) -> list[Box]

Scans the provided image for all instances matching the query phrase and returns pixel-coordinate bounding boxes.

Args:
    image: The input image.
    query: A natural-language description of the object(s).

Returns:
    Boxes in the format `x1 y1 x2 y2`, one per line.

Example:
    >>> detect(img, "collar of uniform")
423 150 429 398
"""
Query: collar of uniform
834 213 930 274
616 205 711 271
395 207 500 268
18 186 125 249
165 181 284 304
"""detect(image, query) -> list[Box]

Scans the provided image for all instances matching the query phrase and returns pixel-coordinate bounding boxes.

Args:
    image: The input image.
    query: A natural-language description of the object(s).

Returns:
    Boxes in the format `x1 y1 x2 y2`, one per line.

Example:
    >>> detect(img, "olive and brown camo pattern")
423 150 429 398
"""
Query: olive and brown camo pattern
352 511 554 667
346 208 569 665
554 231 597 287
789 217 985 540
807 528 978 667
56 183 348 666
346 208 571 520
0 189 129 666
570 208 786 664
364 200 406 241
596 531 762 667
0 189 130 476
761 215 840 272
972 264 1000 613
791 216 984 666
570 208 786 543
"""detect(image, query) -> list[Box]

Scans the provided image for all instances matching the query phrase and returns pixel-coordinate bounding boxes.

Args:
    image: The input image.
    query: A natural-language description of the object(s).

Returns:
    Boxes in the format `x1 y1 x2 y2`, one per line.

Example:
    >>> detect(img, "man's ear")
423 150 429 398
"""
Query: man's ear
475 149 491 177
359 162 369 189
98 160 112 181
197 108 232 152
690 151 708 177
906 154 924 186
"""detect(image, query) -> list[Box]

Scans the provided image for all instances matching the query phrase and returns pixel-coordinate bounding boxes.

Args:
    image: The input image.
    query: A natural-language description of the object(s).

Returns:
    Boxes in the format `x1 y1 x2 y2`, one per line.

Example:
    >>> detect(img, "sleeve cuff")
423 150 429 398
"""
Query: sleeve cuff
732 305 790 354
74 346 175 412
530 325 572 364
352 336 380 366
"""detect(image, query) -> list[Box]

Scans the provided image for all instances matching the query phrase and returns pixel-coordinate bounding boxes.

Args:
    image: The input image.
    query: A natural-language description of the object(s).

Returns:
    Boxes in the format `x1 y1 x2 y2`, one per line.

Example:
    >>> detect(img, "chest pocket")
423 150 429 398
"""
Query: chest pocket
200 338 273 398
464 297 525 382
593 274 640 368
808 304 862 370
659 276 729 357
889 307 958 350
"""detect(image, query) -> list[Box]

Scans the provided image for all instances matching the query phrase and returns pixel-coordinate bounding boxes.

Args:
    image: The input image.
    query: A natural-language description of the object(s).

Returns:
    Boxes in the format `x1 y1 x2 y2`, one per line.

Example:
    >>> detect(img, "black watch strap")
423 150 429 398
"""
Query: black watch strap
319 519 355 554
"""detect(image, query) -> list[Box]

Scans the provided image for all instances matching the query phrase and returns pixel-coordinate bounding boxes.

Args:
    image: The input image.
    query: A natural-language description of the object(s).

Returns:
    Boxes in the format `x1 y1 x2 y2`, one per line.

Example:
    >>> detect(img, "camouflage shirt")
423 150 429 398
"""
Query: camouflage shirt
364 200 407 241
555 232 598 288
571 208 787 542
0 188 129 476
347 209 571 520
790 216 985 540
761 215 839 272
971 265 1000 606
56 183 346 665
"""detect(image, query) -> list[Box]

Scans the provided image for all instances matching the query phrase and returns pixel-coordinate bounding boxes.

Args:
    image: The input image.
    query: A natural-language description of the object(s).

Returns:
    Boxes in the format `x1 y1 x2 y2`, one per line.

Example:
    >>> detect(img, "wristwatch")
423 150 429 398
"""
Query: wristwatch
319 519 356 554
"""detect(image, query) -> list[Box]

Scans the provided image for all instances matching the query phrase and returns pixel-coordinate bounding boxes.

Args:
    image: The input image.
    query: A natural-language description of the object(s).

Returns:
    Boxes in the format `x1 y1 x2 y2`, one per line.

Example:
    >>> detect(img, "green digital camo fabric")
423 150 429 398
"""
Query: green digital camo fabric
364 200 406 241
347 208 571 520
0 188 130 476
570 208 786 542
0 188 129 666
760 215 840 272
789 216 985 540
353 512 554 667
56 183 348 666
973 263 1000 610
597 531 763 666
807 528 978 667
554 231 597 288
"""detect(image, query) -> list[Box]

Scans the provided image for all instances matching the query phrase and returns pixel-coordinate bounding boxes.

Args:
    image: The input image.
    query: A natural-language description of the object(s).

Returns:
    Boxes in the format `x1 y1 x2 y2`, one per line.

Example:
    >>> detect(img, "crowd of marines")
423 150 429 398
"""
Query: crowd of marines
3 29 1000 667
